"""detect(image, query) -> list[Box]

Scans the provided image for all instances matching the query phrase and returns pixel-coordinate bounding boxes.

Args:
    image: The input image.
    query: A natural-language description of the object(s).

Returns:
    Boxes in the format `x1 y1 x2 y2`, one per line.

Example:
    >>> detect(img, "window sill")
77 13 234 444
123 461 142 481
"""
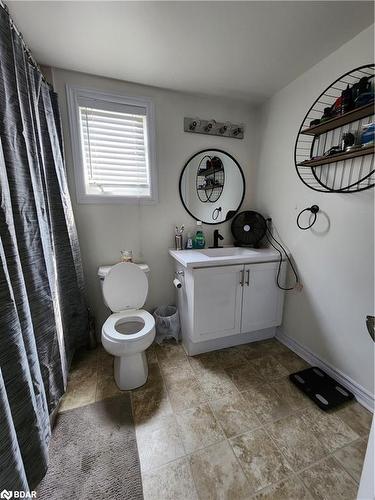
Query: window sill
75 193 159 205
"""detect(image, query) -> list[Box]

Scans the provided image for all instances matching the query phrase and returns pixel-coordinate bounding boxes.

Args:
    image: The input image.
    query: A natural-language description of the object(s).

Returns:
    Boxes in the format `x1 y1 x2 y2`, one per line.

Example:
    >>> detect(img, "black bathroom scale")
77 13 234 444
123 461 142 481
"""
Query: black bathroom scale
289 366 354 411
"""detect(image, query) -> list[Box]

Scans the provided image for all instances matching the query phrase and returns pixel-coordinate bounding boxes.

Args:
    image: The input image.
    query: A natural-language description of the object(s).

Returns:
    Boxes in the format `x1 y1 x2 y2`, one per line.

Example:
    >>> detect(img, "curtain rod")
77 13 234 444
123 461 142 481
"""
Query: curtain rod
0 0 49 84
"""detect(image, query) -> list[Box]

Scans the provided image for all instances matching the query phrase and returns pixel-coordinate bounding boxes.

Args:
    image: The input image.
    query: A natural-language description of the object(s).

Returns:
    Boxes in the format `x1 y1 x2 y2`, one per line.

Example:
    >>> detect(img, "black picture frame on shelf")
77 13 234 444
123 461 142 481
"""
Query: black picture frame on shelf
179 148 246 225
294 63 374 193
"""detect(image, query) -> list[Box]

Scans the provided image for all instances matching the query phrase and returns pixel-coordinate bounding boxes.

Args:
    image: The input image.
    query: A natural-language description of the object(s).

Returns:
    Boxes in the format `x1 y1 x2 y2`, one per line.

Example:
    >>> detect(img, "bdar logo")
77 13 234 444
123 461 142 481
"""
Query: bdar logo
0 491 12 500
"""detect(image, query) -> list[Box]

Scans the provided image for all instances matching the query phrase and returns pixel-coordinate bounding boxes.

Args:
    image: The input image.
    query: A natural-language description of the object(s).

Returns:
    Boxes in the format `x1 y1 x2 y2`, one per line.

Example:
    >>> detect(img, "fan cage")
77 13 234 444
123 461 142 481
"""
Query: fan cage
231 211 267 247
294 64 374 193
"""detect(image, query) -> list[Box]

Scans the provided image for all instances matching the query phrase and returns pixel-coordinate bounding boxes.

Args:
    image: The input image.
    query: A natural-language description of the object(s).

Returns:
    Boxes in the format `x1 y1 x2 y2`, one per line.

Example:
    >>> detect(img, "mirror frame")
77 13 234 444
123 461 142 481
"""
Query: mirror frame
179 148 246 225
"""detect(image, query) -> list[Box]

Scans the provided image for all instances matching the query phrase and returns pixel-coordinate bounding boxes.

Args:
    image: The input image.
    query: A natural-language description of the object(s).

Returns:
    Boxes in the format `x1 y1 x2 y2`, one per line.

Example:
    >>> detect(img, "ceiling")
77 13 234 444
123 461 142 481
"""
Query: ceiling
8 1 374 103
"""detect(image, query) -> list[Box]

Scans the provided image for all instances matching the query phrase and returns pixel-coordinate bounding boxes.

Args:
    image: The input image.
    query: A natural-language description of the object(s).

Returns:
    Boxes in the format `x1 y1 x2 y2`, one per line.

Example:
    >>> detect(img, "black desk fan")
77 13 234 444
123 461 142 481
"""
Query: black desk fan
231 211 267 247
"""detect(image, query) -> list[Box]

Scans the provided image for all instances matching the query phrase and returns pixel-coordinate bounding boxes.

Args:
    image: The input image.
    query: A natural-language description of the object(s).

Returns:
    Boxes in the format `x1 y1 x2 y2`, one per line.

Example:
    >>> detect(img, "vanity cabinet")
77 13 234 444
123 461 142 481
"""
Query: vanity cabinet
240 262 285 333
192 261 286 343
170 247 287 355
193 264 243 340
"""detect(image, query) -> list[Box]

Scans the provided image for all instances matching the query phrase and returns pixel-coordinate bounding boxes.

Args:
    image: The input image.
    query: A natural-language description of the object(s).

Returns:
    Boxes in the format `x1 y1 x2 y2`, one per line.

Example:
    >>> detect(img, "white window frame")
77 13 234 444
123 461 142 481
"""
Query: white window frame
66 85 158 204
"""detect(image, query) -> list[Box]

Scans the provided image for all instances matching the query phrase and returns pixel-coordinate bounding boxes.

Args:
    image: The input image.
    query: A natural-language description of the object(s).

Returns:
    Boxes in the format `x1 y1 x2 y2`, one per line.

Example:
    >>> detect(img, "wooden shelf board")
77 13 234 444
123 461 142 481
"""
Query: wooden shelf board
297 144 374 168
197 185 224 191
301 103 374 136
197 167 224 177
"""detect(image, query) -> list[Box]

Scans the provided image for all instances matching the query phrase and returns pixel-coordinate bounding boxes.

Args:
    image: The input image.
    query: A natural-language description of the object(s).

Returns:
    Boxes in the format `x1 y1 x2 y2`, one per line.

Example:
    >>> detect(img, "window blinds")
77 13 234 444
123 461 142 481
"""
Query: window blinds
79 105 151 197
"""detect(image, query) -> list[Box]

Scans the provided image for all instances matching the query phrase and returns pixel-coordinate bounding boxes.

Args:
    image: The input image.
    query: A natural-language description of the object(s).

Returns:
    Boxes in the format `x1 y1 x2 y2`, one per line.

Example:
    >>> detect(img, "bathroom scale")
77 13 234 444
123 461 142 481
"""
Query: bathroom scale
289 366 354 411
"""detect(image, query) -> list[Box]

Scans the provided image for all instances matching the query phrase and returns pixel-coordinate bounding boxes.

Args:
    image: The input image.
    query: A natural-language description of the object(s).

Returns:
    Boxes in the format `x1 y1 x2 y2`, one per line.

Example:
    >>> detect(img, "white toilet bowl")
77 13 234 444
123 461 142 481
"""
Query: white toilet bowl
99 262 155 390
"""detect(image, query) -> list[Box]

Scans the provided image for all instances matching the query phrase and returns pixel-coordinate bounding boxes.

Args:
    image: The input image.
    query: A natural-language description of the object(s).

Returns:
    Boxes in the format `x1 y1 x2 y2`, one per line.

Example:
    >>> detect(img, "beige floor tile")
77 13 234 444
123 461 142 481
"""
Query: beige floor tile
210 347 249 368
333 438 368 482
70 347 98 373
273 351 310 373
132 387 173 428
161 358 196 385
253 477 313 500
142 457 198 500
336 402 373 437
131 364 165 403
301 406 359 453
269 377 311 411
246 339 289 358
268 414 327 471
195 369 239 400
230 428 293 494
95 350 124 401
155 342 187 370
95 371 123 401
189 440 250 500
225 364 264 392
166 376 207 411
146 344 158 364
210 394 261 438
249 356 289 381
59 376 97 412
188 353 221 376
242 383 293 423
299 456 358 500
136 415 185 472
175 403 225 453
59 349 98 411
67 348 98 385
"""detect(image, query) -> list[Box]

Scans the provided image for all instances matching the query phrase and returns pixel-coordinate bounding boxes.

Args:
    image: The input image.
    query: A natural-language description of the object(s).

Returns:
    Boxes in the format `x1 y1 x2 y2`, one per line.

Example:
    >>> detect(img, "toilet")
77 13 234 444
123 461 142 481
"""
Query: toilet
98 262 155 390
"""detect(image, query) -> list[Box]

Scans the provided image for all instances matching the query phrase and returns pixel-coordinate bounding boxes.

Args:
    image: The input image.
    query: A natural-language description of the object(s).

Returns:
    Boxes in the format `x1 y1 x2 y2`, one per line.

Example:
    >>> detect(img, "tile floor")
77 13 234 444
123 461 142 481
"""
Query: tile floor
59 339 373 500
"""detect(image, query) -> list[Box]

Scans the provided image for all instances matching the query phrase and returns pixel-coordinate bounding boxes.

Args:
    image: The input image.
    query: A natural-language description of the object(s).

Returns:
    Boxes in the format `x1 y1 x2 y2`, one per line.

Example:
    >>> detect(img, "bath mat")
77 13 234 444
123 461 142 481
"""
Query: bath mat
37 394 143 500
290 366 354 411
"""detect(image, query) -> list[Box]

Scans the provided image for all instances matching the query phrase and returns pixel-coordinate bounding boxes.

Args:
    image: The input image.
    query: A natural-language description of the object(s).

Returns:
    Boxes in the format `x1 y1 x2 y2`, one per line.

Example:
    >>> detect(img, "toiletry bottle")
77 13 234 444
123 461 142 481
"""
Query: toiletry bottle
194 221 205 249
175 225 184 250
186 232 193 249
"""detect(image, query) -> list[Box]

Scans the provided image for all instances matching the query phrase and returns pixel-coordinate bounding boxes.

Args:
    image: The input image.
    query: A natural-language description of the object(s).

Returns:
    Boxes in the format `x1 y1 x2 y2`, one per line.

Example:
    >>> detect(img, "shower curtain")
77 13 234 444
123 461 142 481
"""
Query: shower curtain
0 5 89 491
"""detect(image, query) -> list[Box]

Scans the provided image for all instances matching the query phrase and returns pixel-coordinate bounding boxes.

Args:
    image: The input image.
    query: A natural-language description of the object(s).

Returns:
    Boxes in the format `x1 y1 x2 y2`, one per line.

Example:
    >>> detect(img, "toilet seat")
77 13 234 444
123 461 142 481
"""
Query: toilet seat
102 309 155 343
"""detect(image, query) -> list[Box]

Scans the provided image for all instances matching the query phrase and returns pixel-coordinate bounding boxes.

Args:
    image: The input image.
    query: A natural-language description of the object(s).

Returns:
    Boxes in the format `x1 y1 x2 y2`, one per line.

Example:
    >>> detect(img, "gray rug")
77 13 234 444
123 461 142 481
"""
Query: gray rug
37 394 143 500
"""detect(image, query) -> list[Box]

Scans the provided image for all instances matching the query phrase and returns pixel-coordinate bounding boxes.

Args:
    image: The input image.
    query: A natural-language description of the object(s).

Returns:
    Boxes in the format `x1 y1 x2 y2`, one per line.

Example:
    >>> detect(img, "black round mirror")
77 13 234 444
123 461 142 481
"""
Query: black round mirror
179 149 245 224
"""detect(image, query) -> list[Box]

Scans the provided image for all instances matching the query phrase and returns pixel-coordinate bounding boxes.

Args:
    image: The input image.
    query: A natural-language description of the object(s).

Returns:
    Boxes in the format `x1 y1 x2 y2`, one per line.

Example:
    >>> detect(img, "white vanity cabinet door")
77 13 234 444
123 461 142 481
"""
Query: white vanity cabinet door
241 261 286 333
193 264 243 340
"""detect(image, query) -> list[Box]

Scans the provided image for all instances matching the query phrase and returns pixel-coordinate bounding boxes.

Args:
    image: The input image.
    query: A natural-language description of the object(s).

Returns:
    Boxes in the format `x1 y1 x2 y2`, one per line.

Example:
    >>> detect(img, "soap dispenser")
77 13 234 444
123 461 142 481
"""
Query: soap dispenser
194 221 205 249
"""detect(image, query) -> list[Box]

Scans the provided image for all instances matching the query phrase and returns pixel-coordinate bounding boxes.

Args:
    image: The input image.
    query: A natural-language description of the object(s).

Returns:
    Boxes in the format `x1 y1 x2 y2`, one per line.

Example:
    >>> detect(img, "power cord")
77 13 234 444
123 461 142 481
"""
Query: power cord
265 218 300 291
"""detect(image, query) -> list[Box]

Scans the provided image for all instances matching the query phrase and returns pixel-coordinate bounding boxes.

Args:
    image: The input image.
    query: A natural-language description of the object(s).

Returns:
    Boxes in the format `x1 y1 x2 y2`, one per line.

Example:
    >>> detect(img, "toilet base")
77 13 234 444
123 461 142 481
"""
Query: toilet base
114 351 149 390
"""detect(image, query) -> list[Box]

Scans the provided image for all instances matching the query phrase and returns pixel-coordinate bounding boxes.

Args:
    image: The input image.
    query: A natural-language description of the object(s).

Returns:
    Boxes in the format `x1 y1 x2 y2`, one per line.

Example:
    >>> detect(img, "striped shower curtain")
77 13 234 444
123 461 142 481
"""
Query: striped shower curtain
0 5 89 491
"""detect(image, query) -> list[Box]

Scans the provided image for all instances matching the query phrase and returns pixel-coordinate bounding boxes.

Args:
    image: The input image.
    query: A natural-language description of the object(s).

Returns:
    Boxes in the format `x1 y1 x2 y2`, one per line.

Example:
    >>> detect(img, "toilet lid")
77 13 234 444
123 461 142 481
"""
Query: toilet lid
102 262 148 312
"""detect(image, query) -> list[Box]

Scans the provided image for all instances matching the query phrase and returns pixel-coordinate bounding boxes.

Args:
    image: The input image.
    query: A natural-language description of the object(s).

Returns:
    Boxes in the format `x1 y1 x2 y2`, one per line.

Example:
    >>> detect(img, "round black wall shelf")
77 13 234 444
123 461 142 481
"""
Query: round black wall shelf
196 155 225 203
294 64 374 193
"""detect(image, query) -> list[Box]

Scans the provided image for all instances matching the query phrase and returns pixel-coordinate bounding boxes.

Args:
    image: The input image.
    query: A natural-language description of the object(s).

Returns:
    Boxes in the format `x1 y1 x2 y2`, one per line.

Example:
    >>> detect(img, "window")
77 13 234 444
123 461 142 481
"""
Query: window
66 86 157 203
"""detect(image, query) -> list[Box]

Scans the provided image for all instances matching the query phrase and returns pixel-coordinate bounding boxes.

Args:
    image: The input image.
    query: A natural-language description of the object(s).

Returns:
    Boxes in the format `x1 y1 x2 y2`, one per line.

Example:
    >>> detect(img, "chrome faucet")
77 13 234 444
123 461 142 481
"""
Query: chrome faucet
211 229 224 248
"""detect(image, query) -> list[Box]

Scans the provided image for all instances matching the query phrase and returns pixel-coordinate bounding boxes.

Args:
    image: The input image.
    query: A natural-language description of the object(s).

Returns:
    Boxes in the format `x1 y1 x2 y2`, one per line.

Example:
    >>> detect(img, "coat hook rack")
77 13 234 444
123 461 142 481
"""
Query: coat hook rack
184 117 244 139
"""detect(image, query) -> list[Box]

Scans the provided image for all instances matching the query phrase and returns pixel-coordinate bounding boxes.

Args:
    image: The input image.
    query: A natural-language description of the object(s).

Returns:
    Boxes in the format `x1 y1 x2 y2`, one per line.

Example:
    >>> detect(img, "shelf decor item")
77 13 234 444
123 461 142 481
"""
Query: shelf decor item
294 64 374 193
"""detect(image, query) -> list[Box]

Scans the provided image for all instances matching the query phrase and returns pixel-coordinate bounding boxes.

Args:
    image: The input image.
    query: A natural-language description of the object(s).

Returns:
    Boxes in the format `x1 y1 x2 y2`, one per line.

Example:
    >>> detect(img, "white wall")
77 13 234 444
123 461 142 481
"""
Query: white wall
51 67 257 329
254 25 374 395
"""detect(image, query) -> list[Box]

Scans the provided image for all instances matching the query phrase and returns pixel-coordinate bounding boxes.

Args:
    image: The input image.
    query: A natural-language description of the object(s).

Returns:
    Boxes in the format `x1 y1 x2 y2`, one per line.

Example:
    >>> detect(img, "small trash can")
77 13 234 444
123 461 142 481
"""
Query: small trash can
153 305 180 344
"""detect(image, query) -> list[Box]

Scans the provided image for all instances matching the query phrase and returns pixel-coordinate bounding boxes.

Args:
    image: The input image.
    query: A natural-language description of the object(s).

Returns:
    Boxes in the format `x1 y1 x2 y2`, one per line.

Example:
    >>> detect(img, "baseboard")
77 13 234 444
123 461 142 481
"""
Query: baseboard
276 328 374 413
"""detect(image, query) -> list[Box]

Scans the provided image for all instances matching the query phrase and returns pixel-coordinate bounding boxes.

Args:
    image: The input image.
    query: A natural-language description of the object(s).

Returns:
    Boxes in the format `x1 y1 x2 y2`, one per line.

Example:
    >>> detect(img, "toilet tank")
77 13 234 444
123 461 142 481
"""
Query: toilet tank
97 263 150 309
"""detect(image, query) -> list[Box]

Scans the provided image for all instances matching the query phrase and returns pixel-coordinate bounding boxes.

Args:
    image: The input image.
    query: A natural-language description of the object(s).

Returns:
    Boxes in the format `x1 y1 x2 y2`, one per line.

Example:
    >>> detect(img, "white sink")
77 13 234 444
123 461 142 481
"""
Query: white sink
169 246 281 268
198 247 254 257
